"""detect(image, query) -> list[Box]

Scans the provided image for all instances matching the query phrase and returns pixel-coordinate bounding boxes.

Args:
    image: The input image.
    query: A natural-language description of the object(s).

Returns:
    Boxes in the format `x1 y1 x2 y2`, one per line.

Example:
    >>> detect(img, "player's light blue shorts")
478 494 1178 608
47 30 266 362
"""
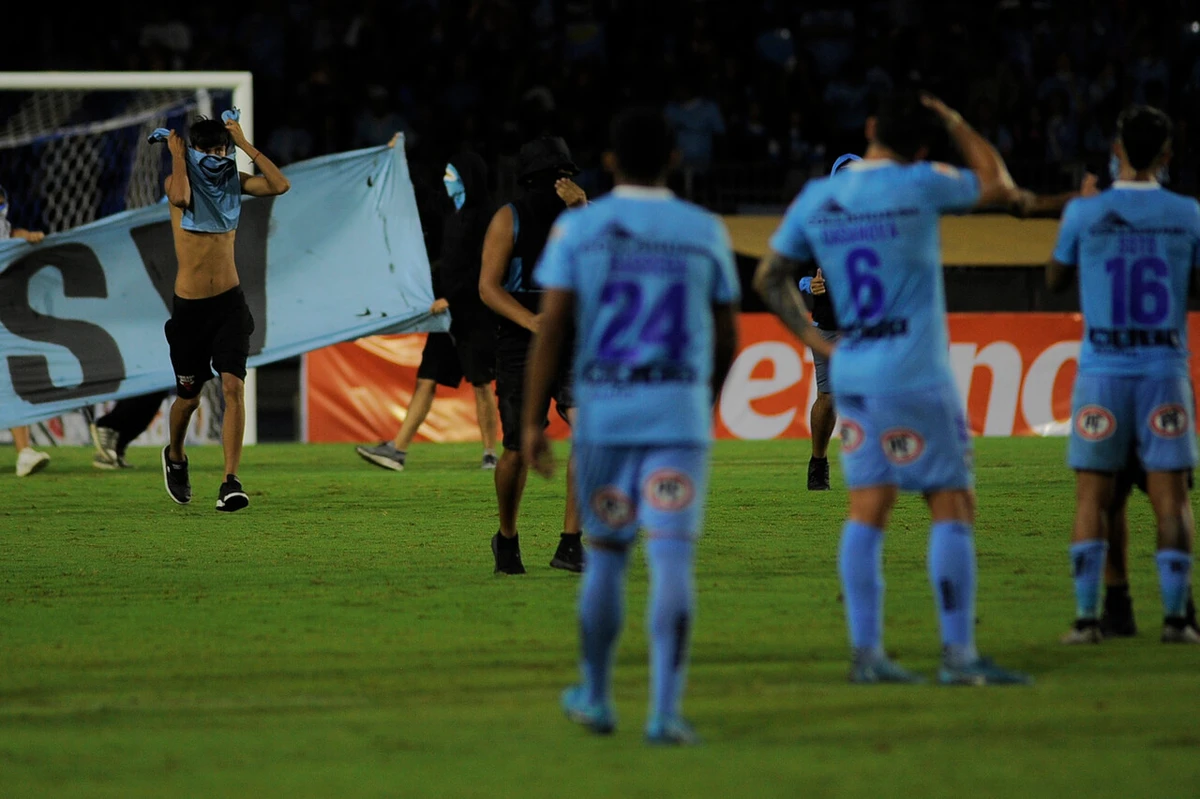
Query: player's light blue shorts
834 381 973 493
573 443 710 544
1068 373 1197 473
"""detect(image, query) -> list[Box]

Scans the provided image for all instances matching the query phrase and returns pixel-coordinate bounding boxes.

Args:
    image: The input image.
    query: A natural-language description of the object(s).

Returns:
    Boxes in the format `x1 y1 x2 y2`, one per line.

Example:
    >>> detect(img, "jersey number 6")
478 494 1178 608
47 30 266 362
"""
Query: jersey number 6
846 247 884 321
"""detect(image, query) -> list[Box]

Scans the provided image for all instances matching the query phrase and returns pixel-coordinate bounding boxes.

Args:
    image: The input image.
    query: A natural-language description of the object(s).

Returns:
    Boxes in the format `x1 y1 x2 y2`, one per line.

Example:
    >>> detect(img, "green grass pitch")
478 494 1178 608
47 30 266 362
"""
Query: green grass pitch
1 438 1197 798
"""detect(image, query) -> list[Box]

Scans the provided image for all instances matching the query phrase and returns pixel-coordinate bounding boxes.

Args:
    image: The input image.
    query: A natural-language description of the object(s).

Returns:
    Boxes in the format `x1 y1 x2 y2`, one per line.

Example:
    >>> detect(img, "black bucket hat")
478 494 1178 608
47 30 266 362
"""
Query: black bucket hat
517 136 579 184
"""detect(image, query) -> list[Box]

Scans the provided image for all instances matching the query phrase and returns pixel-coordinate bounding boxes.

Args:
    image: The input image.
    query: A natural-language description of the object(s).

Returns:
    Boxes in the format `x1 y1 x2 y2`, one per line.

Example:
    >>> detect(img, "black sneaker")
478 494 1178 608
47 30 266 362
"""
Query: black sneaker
492 532 526 575
550 533 585 573
161 446 191 505
807 457 831 491
216 475 249 512
1099 587 1137 637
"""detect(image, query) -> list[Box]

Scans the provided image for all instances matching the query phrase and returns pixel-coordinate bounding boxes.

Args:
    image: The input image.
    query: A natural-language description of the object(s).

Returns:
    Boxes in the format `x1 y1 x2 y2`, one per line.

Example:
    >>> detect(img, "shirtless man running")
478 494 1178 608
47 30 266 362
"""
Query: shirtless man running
161 116 290 511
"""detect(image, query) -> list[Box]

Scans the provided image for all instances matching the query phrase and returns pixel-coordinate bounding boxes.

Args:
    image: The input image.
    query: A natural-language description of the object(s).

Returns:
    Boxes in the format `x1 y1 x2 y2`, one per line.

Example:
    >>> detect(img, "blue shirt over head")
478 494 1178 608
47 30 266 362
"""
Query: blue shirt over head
534 186 740 445
770 159 980 396
1053 181 1200 378
182 148 242 233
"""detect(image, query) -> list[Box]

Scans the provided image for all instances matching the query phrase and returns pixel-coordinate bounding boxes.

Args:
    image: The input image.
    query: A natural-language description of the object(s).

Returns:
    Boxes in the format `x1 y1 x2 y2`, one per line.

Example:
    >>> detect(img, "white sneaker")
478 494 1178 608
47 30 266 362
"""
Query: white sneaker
1161 623 1200 644
15 447 50 477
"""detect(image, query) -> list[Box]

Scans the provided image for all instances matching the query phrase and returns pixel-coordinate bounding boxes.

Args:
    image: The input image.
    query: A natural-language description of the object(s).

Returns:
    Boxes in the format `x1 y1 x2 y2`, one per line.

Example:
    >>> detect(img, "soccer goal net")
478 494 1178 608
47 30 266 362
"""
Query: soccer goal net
0 88 215 232
0 72 259 447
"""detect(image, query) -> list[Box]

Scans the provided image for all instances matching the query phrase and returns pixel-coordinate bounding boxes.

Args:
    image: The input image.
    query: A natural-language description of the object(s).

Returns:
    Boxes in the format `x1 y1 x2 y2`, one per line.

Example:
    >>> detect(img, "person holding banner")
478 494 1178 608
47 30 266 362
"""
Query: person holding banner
1 184 51 477
158 113 290 511
356 149 500 472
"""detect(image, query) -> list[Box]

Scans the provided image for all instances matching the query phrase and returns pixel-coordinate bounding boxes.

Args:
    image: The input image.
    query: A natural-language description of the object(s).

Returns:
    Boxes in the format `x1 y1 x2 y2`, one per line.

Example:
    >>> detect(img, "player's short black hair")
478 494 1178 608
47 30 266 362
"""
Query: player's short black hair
610 107 675 183
873 88 940 161
1117 105 1172 171
189 117 233 153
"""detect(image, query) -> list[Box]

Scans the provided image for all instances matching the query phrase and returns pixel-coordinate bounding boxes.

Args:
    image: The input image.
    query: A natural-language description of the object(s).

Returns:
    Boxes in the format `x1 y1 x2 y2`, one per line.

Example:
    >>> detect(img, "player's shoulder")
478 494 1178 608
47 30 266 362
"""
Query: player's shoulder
547 201 597 242
664 194 726 230
1155 187 1200 218
1060 190 1111 223
904 160 974 188
784 175 832 216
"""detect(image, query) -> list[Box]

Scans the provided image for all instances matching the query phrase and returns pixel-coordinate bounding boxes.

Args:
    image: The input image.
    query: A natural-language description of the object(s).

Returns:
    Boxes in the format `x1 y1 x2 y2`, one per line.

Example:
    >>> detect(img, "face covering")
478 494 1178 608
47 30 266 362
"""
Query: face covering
188 147 238 182
444 164 466 210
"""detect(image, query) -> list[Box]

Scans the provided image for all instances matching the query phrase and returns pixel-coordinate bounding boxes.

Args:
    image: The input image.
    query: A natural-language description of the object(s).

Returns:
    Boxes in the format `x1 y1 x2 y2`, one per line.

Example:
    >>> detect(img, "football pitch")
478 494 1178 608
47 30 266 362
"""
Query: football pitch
1 438 1196 798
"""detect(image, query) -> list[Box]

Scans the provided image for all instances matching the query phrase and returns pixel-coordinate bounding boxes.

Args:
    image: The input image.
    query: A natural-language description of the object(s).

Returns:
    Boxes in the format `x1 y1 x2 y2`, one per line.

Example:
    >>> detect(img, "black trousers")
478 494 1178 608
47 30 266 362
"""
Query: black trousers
95 391 169 453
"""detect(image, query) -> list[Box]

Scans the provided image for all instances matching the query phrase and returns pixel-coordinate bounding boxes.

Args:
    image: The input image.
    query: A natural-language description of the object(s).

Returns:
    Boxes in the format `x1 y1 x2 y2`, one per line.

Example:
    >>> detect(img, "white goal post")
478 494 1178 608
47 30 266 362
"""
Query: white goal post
0 71 260 444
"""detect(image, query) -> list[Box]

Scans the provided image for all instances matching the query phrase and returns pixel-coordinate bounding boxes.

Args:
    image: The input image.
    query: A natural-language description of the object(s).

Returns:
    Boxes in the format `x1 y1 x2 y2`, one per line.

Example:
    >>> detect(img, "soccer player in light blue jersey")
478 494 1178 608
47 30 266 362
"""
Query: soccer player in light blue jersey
756 89 1032 685
1047 106 1200 645
521 108 747 745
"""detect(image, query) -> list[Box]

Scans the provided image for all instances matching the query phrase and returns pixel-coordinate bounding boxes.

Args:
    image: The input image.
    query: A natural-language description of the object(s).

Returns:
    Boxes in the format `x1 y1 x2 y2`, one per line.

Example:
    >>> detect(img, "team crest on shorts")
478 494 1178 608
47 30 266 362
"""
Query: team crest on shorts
177 374 195 389
591 487 634 528
840 419 865 453
881 428 925 465
643 469 695 512
1149 404 1189 438
1075 405 1116 441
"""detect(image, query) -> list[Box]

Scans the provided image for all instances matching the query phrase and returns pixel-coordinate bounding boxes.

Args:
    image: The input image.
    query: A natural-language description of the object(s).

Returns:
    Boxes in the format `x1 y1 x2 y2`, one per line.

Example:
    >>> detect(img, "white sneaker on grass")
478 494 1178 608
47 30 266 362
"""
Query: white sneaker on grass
15 448 50 477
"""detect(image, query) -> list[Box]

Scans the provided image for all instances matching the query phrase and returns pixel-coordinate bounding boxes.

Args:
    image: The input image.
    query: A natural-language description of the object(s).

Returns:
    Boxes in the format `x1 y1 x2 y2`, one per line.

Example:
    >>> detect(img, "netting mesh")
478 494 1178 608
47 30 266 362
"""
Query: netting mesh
0 89 230 233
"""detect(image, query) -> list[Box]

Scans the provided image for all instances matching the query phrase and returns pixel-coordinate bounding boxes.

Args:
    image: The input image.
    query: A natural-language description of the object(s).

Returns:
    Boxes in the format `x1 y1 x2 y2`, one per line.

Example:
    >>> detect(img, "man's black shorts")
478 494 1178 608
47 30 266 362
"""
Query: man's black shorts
164 286 254 399
495 328 573 452
416 322 496 388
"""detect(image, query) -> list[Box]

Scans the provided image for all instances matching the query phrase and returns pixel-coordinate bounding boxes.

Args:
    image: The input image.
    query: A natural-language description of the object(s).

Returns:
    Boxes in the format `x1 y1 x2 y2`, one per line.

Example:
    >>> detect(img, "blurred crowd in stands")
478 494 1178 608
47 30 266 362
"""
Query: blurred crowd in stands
10 0 1200 209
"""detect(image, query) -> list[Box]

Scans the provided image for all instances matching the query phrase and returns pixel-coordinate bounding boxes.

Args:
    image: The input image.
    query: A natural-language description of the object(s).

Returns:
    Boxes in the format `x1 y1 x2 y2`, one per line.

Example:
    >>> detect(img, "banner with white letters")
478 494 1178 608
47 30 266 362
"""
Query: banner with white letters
0 141 448 429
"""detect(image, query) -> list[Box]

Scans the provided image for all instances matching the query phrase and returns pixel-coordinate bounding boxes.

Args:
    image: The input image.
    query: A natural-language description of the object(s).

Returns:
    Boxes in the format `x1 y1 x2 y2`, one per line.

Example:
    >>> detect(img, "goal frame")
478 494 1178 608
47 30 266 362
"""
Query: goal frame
0 71 260 444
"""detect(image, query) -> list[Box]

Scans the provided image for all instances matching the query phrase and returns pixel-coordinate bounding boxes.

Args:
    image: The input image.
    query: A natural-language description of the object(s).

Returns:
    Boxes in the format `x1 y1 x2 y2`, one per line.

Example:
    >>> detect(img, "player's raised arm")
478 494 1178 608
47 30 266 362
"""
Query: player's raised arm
228 119 290 197
480 205 539 332
921 94 1016 209
754 251 834 358
165 130 192 209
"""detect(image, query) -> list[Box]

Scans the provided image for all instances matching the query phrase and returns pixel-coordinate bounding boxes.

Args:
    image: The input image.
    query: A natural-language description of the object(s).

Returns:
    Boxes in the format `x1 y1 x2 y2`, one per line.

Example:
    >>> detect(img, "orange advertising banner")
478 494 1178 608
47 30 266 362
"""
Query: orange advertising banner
305 313 1200 443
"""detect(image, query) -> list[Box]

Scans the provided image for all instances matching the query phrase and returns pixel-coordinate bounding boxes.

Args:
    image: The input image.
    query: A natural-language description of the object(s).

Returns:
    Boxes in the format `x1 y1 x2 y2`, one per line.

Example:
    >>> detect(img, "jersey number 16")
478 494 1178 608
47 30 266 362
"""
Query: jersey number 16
1104 256 1170 326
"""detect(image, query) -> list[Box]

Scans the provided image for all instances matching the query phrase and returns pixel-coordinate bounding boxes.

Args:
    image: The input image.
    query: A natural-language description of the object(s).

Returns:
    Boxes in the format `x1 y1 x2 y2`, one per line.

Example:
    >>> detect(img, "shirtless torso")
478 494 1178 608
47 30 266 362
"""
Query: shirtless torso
168 204 240 299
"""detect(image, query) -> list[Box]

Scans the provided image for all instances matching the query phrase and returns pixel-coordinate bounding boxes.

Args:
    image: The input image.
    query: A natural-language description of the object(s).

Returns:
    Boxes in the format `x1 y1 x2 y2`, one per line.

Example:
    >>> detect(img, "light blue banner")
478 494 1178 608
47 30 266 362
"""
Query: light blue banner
0 142 447 429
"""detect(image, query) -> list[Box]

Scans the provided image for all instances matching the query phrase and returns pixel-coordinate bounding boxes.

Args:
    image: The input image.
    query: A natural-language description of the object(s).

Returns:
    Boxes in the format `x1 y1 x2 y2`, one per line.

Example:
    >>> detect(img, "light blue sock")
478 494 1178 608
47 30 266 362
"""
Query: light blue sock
646 538 695 721
578 546 628 706
929 521 979 664
1069 540 1107 620
1155 549 1193 618
838 520 885 657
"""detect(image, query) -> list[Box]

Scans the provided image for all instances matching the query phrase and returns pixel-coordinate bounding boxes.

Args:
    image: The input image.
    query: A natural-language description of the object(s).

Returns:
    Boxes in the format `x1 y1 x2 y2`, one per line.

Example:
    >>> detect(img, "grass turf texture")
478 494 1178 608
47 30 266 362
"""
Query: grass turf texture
1 438 1197 798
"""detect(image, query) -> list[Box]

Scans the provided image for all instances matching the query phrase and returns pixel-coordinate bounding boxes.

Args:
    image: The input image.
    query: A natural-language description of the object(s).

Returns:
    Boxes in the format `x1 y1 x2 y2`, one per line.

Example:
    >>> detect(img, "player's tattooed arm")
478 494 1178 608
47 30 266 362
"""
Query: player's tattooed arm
754 251 834 358
712 303 739 401
522 288 574 478
1045 260 1074 293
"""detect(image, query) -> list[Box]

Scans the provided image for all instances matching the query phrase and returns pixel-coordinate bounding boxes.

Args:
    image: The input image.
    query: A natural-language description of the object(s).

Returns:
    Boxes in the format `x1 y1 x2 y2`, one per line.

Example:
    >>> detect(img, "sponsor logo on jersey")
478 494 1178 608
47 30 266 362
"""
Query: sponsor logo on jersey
881 428 925 464
840 419 865 453
1075 404 1116 441
591 486 635 528
1149 403 1189 438
643 469 695 512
